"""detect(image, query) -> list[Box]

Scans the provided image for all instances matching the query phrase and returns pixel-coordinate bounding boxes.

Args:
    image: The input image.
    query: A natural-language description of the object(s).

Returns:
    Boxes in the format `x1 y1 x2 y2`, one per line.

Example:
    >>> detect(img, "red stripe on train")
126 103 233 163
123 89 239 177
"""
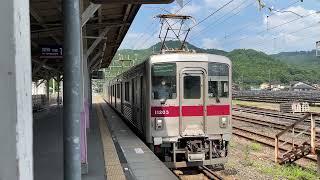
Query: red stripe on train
182 106 204 116
151 105 230 117
206 105 230 116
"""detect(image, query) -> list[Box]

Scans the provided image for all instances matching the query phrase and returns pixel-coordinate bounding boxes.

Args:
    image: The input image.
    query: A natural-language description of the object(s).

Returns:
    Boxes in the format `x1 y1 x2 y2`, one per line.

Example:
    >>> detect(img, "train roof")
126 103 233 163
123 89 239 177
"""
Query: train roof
149 53 231 65
108 53 231 84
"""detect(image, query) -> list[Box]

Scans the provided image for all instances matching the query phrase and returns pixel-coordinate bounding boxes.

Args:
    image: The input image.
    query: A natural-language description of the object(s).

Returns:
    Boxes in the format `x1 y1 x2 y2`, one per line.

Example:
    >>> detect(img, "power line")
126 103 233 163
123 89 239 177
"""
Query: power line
221 11 320 46
190 0 254 40
224 0 302 39
191 0 235 29
131 6 165 49
175 0 238 40
175 0 193 14
229 22 320 49
272 33 320 53
135 0 193 50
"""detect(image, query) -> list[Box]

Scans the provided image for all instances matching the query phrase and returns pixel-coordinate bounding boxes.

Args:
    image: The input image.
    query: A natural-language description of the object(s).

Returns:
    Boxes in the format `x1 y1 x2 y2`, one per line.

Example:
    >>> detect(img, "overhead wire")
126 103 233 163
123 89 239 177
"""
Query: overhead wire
175 0 238 43
134 0 193 50
228 21 320 50
190 0 254 41
131 7 165 49
190 0 235 29
221 11 320 46
271 33 320 53
223 0 302 39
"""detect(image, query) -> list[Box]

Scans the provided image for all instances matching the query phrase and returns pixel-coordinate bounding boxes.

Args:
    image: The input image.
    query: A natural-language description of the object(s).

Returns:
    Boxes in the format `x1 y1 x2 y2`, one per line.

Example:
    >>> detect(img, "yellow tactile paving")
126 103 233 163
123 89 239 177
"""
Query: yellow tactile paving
95 97 126 180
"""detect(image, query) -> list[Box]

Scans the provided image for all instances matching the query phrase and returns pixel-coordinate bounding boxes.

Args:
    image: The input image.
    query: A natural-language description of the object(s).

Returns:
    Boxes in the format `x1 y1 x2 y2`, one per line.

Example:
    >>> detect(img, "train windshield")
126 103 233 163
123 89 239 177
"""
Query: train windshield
208 63 229 101
152 63 177 100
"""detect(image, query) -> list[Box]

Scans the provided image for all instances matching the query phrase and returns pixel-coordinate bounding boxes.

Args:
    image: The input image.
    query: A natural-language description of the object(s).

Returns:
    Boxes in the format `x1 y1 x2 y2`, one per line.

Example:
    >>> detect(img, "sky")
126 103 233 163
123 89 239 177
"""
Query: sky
119 0 320 54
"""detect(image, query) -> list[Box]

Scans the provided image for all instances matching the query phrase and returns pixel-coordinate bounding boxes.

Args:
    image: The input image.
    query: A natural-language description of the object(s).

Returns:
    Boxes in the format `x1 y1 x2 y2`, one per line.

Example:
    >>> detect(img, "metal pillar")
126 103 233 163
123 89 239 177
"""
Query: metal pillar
63 0 81 179
0 0 33 179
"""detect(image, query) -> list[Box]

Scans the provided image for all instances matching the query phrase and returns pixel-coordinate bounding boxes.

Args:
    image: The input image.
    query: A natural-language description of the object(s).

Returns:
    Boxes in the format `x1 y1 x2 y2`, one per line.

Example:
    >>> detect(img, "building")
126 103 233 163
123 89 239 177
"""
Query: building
260 83 270 90
291 82 316 92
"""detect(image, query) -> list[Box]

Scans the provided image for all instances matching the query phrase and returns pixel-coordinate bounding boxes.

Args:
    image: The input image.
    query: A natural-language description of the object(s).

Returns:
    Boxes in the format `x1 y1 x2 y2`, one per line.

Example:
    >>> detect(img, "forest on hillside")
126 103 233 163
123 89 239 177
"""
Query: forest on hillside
105 41 320 88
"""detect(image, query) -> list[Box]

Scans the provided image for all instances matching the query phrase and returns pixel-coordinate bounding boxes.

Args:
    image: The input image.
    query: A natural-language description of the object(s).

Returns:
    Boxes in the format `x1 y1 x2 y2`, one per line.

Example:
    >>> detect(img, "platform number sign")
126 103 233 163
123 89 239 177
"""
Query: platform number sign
40 45 63 59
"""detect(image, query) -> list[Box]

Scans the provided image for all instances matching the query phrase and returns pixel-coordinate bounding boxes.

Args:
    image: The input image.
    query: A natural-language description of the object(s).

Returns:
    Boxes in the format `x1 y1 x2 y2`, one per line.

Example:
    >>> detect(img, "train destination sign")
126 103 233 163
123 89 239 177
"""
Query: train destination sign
208 63 229 76
152 63 176 76
40 45 63 59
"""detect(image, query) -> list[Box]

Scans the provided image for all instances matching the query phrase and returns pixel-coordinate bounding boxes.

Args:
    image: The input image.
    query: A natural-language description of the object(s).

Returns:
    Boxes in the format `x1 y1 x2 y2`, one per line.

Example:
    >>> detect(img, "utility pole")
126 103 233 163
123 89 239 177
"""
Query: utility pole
268 69 271 90
316 40 320 175
316 41 320 57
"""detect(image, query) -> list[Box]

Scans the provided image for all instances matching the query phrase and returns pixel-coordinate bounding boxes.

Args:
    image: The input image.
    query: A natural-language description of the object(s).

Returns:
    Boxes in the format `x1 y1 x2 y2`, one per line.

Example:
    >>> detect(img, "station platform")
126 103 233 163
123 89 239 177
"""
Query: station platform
33 97 177 180
33 104 105 180
95 97 177 179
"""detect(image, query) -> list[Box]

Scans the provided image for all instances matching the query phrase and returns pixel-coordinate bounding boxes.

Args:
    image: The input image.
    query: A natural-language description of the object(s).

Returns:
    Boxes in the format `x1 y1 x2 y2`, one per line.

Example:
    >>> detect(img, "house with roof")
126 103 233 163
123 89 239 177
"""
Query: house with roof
291 82 317 92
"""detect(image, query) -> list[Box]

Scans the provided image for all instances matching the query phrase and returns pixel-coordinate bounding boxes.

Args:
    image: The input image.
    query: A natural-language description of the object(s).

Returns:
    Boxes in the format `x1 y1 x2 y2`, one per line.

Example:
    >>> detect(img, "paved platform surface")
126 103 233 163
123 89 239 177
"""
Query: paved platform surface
33 105 105 180
96 97 178 180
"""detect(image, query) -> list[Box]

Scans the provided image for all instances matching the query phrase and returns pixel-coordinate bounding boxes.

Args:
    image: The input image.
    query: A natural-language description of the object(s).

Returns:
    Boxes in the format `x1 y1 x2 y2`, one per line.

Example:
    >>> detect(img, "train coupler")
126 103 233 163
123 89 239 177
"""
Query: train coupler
185 140 205 162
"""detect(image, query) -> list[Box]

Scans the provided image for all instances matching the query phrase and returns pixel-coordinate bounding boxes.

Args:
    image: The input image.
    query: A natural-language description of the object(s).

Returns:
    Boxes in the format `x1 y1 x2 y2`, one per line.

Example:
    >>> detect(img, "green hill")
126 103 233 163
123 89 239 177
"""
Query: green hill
229 49 320 86
272 50 319 66
106 41 320 87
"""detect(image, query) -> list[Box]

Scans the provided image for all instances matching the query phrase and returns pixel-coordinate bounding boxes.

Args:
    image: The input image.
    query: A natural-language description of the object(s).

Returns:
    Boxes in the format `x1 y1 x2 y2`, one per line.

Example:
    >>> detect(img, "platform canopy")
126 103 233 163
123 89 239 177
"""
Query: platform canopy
30 0 174 81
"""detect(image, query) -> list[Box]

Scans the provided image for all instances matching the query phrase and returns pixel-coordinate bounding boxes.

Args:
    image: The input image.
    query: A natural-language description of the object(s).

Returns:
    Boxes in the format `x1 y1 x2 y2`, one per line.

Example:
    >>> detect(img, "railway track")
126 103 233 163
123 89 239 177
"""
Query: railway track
233 106 320 126
232 125 317 162
232 114 320 138
199 166 224 180
173 166 225 180
232 91 320 104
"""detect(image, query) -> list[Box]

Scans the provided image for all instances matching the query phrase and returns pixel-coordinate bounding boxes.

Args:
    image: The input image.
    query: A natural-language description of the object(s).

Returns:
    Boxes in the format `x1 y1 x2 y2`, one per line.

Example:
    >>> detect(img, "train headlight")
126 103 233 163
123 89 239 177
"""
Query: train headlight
155 118 163 130
220 117 228 128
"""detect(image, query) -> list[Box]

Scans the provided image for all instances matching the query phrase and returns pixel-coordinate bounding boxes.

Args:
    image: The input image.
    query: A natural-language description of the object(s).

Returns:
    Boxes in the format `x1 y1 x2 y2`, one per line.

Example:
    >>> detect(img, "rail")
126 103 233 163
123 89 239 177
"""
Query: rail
275 113 320 163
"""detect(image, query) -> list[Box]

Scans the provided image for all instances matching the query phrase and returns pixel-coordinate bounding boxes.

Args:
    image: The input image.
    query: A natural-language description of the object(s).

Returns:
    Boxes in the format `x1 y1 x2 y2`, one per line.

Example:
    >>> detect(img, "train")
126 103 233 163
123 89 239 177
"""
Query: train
103 52 232 168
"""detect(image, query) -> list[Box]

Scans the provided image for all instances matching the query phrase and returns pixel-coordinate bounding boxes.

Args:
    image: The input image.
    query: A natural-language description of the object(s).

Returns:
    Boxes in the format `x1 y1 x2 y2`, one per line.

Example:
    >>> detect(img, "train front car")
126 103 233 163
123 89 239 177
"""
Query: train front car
148 53 232 168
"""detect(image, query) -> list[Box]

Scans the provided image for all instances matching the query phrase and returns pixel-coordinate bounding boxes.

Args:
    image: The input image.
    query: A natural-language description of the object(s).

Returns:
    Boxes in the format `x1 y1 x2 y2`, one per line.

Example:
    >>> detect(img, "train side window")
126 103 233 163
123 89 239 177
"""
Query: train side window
184 76 201 99
124 82 129 101
208 62 229 100
152 63 177 100
208 81 218 98
117 84 120 98
208 81 229 98
221 81 229 97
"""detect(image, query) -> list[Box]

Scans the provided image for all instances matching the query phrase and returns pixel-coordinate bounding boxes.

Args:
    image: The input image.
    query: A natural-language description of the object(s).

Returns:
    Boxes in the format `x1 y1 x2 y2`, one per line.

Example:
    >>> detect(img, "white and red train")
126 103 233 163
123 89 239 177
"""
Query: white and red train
104 52 232 168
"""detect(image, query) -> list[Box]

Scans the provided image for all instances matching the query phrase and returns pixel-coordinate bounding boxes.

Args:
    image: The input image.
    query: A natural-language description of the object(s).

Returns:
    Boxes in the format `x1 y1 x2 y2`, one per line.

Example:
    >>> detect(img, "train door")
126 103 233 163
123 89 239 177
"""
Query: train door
131 79 135 122
179 69 205 136
134 77 142 132
121 82 123 113
140 76 144 133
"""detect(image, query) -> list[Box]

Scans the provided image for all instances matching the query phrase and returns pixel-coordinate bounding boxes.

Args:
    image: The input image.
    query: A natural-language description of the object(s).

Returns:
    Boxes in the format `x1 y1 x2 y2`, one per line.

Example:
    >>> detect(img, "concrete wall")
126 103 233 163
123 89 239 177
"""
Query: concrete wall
0 0 33 179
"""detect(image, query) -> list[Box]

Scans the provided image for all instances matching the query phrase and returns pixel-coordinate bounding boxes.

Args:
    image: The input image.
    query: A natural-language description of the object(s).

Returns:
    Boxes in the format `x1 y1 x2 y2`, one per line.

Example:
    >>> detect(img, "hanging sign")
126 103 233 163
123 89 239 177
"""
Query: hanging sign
40 45 63 59
92 71 104 79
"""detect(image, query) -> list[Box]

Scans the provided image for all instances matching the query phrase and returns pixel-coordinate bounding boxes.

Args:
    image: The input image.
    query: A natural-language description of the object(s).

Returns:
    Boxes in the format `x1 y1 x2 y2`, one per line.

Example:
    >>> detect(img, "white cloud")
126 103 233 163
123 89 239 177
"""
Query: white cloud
221 6 320 53
119 32 158 49
170 3 201 15
204 0 250 12
121 4 320 53
202 38 222 49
